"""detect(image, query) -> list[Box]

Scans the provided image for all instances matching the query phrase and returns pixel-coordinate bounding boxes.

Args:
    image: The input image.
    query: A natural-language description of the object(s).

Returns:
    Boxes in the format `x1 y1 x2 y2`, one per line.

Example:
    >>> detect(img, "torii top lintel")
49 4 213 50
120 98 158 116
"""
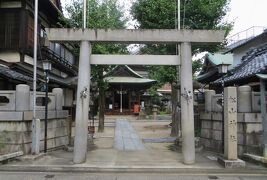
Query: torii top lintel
46 28 225 44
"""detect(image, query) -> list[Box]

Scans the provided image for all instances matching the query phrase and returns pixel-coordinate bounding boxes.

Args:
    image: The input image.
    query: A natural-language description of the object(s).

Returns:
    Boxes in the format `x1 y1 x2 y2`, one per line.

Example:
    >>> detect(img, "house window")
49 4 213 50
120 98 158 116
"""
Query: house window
40 28 47 38
65 49 74 65
49 42 55 51
27 16 34 49
60 46 65 59
0 10 20 49
55 43 60 56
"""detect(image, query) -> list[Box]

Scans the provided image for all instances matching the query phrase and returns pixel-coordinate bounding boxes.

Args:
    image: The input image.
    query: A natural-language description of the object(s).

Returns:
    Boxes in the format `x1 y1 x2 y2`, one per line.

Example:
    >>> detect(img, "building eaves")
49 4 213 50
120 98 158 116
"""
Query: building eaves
256 74 267 80
104 65 144 78
0 65 32 83
10 63 73 87
213 43 267 85
206 53 233 66
104 76 156 84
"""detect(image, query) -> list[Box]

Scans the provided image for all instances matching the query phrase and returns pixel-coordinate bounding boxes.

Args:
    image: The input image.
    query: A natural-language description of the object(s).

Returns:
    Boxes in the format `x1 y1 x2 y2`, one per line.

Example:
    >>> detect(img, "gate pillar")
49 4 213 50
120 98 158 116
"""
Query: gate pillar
73 41 91 164
180 42 195 164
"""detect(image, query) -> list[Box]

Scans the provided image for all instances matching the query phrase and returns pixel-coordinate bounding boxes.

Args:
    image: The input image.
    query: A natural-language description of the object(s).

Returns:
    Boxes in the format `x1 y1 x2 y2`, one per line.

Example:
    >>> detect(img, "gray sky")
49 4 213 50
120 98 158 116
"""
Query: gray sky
226 0 267 36
61 0 267 37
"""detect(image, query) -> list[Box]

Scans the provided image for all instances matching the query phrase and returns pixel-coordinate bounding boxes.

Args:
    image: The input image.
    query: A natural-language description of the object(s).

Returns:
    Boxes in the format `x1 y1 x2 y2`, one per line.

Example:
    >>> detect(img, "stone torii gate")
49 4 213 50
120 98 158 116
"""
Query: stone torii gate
46 28 225 164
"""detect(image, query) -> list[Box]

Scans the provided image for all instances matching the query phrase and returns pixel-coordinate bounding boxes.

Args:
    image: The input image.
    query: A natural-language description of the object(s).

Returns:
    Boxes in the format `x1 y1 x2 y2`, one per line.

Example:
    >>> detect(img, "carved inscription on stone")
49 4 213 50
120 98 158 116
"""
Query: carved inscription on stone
224 87 238 160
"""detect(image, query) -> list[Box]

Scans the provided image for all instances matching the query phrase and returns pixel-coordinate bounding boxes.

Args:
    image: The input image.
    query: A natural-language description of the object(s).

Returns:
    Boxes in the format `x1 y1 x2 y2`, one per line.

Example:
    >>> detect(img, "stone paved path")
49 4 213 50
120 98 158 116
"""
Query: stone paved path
114 119 145 150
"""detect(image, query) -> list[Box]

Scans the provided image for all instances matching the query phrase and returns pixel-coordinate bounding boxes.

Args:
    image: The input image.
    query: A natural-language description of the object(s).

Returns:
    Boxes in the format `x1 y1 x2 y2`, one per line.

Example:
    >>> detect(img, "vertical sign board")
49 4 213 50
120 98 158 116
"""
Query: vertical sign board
224 87 238 160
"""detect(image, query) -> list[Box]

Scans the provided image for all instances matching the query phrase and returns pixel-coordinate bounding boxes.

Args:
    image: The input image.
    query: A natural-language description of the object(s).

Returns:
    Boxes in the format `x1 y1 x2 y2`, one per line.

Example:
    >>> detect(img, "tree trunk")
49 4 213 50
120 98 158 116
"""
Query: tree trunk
98 84 105 132
170 84 180 137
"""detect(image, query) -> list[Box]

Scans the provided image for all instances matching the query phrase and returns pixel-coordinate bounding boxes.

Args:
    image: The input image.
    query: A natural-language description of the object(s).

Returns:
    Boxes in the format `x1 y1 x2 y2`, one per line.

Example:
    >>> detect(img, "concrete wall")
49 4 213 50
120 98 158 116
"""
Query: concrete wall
200 86 263 156
0 85 69 154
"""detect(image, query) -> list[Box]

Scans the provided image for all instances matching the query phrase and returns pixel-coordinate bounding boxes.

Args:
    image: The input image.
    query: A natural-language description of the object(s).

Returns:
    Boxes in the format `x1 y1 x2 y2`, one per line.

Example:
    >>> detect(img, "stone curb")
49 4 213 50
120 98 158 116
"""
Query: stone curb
0 165 267 175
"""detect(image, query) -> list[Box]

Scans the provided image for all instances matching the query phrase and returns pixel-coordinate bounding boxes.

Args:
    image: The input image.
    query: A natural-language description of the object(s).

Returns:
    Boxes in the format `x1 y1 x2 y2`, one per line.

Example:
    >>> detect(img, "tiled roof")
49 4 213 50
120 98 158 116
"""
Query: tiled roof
213 43 267 85
197 53 233 83
105 65 144 78
0 65 33 82
205 53 233 66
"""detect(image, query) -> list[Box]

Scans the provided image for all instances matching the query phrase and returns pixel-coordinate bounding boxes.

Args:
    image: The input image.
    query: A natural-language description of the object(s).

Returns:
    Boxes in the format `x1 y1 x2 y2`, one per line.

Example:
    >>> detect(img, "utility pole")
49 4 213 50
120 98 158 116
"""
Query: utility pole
83 0 87 29
31 0 40 155
176 0 182 137
178 0 181 30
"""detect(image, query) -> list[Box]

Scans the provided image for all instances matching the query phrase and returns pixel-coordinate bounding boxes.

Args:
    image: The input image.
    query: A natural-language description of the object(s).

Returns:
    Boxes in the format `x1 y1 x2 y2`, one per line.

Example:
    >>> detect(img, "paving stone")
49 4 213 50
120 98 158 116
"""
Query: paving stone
114 119 144 150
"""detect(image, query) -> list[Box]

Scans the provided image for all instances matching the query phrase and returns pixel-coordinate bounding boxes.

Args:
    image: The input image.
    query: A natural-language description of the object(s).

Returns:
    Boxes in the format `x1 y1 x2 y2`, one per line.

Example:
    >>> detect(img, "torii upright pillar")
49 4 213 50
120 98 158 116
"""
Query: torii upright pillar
180 42 195 164
73 41 91 164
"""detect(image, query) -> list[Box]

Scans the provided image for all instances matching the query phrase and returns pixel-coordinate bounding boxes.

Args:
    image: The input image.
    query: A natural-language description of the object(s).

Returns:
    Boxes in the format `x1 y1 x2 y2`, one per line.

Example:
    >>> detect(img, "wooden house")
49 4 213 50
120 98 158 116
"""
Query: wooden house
0 0 77 108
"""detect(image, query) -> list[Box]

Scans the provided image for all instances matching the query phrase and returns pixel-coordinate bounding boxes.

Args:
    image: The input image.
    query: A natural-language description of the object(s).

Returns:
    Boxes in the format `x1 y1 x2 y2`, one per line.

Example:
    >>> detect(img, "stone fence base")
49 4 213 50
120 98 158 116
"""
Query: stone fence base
0 118 69 155
200 112 262 156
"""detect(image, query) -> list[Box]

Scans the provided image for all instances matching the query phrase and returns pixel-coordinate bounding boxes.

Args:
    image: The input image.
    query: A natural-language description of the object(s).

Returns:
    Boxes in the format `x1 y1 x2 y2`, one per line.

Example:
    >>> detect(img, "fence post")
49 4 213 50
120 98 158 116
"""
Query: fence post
15 84 30 111
52 88 63 110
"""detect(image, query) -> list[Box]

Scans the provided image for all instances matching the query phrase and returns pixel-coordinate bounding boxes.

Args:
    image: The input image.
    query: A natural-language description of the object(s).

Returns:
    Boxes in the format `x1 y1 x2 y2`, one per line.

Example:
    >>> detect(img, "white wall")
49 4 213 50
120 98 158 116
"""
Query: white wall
0 52 20 63
0 1 22 8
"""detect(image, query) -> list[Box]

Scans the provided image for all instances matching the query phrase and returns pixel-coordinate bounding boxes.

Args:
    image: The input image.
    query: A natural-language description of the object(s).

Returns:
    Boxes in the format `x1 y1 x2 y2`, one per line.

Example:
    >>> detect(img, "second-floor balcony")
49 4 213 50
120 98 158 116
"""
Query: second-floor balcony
227 26 267 49
41 46 78 76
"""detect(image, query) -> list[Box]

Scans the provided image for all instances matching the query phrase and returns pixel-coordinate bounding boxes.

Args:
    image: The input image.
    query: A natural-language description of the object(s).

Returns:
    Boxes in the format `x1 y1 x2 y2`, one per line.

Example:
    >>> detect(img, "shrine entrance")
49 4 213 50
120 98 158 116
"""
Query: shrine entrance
104 65 156 115
46 28 225 165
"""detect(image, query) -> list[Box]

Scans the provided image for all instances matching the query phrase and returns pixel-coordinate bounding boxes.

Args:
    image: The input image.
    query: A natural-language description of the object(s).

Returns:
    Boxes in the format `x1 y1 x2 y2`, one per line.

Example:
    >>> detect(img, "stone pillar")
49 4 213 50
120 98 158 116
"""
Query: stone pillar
217 87 246 168
237 86 252 112
73 41 91 164
260 80 267 158
224 87 237 160
52 88 63 110
152 105 158 120
180 42 195 164
204 90 215 112
15 84 30 111
217 87 245 168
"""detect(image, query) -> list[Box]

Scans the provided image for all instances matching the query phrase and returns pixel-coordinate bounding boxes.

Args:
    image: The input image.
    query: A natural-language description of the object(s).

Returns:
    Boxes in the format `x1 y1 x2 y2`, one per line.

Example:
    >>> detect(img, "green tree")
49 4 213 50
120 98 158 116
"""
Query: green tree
132 0 232 136
63 0 128 132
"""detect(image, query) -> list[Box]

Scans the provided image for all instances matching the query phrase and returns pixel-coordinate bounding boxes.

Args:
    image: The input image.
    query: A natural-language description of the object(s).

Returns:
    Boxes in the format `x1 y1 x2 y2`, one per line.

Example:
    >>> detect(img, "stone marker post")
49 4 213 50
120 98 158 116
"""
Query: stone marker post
224 87 238 160
218 86 245 168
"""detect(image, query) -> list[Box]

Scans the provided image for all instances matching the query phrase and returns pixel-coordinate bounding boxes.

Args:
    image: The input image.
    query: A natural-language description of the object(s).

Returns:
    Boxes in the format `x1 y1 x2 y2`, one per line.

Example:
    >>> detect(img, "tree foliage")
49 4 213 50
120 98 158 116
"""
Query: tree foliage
64 0 127 55
132 0 233 84
63 0 127 132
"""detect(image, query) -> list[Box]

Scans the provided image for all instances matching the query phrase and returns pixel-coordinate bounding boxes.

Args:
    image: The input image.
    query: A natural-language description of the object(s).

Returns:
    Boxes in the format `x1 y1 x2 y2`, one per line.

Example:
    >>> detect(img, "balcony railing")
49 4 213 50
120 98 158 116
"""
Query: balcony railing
227 26 267 49
41 47 78 76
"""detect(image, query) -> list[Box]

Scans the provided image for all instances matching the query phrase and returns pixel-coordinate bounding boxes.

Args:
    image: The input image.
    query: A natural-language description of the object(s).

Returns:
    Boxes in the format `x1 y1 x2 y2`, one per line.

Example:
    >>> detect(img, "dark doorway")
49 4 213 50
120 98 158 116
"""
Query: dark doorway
114 91 129 110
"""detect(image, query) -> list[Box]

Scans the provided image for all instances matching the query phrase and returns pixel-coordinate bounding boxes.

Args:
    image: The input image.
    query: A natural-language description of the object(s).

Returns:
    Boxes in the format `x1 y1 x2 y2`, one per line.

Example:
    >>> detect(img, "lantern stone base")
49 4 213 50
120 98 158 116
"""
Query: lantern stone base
217 156 246 168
